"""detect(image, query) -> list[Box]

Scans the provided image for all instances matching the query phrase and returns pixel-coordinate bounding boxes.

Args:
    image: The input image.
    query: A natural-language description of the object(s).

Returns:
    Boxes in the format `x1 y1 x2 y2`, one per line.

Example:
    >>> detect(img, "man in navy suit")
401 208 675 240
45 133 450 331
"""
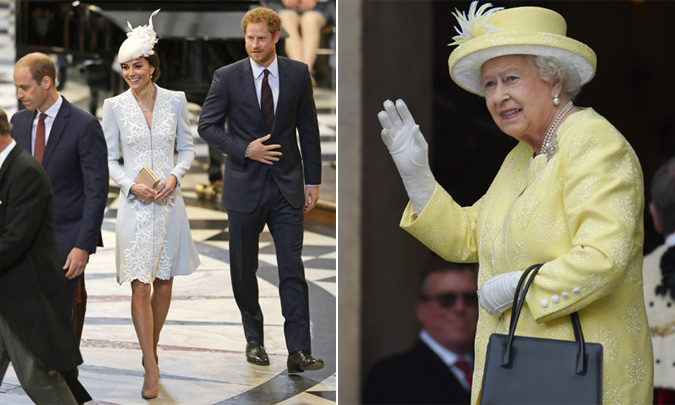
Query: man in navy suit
11 53 109 345
363 258 478 404
198 7 323 373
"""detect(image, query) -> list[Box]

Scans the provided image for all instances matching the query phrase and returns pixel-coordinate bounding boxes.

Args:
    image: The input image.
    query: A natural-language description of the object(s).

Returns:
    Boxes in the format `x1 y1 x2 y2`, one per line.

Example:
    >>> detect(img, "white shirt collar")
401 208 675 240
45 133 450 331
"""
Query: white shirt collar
665 232 675 247
0 139 17 170
419 329 471 367
38 94 63 119
250 56 279 79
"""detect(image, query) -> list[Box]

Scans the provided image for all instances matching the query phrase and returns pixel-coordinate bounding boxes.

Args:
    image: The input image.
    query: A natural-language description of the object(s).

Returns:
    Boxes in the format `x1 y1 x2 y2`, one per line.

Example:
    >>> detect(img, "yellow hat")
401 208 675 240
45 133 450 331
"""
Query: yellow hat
447 2 596 96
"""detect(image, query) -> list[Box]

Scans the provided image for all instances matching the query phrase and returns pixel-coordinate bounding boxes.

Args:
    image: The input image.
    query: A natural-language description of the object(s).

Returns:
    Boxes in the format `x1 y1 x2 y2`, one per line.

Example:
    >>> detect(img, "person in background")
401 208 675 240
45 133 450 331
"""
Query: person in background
643 156 675 404
11 52 109 346
102 10 200 399
363 257 478 404
271 0 335 85
0 107 91 404
378 2 652 403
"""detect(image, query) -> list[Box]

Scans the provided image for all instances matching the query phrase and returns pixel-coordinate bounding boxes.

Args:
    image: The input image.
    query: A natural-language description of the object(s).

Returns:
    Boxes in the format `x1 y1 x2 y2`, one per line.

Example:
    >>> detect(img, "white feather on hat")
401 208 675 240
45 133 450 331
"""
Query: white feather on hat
117 9 160 64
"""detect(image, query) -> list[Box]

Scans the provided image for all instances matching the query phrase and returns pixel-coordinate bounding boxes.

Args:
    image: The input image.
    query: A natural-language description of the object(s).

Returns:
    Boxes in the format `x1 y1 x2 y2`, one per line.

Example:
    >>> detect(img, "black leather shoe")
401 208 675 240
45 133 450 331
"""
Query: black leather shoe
287 350 324 373
246 343 270 365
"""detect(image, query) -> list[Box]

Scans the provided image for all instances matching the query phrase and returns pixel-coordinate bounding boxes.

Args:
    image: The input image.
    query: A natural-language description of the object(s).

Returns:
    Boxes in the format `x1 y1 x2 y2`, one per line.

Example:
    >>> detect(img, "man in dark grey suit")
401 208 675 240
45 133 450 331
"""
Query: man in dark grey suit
363 258 478 404
198 7 323 373
11 52 109 344
0 107 90 404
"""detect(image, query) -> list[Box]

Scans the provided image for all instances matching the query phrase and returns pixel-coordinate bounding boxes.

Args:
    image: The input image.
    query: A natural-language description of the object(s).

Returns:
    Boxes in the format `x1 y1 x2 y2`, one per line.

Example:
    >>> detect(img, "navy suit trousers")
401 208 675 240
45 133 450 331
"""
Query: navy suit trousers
227 171 311 353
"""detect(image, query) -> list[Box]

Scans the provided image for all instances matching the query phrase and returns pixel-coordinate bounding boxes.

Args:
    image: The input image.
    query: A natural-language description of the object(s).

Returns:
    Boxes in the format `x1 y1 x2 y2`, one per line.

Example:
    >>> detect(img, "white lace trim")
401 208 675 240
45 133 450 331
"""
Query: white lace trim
110 87 183 283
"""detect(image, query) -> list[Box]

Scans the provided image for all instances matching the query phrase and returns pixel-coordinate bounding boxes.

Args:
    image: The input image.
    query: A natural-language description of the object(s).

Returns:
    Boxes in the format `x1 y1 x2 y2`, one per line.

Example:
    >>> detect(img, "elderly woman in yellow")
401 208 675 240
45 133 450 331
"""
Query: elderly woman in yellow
378 2 652 404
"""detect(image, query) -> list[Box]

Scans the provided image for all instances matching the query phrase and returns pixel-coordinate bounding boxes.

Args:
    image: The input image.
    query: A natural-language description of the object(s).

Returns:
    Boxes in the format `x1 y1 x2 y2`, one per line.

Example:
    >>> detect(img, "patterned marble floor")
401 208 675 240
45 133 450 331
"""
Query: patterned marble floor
0 58 336 403
0 156 336 405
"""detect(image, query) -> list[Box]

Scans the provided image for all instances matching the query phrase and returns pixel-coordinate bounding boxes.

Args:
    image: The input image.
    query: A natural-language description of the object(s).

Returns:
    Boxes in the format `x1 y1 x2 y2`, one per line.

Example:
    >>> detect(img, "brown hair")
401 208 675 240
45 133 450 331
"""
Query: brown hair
418 254 478 297
145 52 160 83
0 107 11 135
16 53 56 86
241 7 281 35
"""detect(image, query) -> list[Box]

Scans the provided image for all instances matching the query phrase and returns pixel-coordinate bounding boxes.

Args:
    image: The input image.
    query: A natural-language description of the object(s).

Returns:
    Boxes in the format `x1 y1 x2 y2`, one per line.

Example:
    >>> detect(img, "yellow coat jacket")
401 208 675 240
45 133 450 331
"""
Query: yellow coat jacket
401 109 653 404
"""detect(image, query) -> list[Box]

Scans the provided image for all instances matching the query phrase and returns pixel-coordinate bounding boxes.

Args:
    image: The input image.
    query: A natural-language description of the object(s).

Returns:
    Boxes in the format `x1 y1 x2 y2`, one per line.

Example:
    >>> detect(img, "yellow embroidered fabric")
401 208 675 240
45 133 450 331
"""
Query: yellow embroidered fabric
401 108 653 404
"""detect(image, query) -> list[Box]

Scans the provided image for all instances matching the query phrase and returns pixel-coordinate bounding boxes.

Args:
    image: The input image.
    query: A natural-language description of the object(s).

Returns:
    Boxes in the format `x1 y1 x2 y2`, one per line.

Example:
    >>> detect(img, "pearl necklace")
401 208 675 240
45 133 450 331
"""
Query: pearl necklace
541 100 573 161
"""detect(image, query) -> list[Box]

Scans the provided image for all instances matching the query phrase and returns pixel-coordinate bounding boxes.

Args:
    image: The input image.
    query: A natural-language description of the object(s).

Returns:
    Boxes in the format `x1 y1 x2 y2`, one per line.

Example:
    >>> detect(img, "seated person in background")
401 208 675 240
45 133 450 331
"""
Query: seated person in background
270 0 335 85
363 256 478 405
643 157 675 405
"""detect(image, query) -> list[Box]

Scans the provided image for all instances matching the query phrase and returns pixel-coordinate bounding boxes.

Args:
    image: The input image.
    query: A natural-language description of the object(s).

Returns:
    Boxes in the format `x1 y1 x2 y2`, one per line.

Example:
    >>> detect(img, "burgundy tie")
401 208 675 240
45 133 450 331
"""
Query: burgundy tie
454 359 473 388
34 112 46 163
260 69 274 133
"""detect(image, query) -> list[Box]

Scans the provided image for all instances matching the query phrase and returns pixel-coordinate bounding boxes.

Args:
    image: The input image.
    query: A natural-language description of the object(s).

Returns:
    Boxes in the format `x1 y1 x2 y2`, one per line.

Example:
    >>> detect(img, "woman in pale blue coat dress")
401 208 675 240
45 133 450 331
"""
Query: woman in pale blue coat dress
101 10 200 399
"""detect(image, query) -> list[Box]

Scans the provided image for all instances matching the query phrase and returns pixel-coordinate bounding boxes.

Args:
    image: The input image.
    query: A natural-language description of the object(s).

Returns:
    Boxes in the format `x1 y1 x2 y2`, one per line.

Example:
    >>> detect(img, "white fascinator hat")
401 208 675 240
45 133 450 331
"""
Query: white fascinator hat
117 9 161 64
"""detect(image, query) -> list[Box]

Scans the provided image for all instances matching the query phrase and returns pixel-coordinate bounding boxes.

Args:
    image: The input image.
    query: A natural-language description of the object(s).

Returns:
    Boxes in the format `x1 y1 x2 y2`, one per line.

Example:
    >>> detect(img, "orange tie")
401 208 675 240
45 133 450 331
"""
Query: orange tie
34 112 46 163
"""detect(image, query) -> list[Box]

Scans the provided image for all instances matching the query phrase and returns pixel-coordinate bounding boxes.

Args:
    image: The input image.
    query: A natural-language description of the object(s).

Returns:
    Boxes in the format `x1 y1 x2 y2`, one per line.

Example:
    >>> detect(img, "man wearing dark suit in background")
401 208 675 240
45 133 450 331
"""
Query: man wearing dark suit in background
11 52 109 344
363 258 479 404
0 107 90 404
198 7 324 373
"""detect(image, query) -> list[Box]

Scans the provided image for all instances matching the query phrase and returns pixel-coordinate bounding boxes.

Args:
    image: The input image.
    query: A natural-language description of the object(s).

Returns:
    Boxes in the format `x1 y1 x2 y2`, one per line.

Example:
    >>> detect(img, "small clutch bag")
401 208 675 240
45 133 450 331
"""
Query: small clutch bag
134 166 161 189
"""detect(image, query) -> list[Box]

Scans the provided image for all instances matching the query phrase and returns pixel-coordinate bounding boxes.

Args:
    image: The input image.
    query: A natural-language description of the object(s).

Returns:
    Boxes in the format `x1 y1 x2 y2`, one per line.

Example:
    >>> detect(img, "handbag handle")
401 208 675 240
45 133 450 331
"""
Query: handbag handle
501 264 588 375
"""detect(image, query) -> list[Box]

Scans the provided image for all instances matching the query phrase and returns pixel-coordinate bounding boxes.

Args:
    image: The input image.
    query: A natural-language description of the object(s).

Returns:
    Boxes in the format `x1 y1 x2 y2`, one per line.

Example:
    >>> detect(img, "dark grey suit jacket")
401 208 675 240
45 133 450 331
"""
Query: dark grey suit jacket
363 338 472 404
0 144 83 372
198 56 321 213
11 96 108 263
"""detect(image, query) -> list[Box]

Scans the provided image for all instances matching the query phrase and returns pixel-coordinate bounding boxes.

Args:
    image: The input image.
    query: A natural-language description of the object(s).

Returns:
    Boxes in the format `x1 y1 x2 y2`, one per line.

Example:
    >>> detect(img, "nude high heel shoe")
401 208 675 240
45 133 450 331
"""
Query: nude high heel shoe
141 366 159 399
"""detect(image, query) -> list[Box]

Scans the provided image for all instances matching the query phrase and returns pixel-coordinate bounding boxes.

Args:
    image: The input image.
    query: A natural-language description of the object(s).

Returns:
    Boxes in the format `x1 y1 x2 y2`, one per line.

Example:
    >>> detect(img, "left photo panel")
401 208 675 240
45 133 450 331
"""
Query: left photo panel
0 0 335 403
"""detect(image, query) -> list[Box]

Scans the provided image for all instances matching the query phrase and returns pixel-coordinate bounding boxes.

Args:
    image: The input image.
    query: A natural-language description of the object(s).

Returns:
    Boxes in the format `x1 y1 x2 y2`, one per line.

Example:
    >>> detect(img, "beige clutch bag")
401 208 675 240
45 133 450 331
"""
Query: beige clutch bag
134 166 161 189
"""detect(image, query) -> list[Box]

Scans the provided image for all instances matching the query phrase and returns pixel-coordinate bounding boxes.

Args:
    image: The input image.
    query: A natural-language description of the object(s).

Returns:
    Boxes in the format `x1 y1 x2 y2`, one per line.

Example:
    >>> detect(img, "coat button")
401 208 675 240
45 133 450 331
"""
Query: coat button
562 292 569 298
551 295 560 303
573 288 580 294
541 299 549 308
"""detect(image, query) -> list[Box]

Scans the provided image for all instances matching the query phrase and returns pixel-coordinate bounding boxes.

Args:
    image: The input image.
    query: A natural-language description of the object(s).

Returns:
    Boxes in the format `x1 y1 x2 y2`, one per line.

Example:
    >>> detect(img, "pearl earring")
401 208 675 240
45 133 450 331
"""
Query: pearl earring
553 94 560 106
150 73 153 79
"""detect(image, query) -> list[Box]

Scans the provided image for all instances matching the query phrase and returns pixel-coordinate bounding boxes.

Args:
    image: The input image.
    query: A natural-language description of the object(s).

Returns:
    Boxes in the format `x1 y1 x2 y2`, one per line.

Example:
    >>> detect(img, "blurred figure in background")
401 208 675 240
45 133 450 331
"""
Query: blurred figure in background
271 0 335 85
644 157 675 404
363 257 478 405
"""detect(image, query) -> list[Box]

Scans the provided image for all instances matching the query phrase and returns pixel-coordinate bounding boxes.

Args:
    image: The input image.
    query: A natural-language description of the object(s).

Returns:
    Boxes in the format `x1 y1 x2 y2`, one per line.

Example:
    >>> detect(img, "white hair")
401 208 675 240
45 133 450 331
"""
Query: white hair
528 55 583 100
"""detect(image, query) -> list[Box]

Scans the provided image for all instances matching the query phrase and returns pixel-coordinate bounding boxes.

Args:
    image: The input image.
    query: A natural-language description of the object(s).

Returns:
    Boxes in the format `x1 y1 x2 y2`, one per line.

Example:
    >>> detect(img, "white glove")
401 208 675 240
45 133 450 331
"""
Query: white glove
477 271 523 316
378 99 436 213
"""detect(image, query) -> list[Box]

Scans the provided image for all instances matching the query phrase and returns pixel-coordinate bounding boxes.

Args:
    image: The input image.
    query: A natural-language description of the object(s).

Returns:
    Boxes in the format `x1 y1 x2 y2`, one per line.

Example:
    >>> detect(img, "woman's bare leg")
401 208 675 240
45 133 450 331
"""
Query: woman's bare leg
279 10 304 62
299 11 327 71
151 277 174 362
131 280 159 398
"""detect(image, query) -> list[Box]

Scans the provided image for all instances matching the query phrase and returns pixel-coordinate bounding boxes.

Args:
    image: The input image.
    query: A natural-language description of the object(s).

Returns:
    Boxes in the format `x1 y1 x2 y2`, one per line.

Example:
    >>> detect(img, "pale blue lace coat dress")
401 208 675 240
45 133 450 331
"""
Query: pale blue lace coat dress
103 84 200 284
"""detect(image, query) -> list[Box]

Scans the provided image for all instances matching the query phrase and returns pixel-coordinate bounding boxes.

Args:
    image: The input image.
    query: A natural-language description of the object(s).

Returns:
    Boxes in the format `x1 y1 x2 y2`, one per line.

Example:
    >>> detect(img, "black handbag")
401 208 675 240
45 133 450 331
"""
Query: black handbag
479 264 603 404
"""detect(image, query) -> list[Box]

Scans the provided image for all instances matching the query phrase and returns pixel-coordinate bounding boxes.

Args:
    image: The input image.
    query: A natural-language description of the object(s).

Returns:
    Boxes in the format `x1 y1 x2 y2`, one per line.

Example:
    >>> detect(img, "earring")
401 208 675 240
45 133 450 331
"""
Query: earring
150 73 153 79
553 94 560 106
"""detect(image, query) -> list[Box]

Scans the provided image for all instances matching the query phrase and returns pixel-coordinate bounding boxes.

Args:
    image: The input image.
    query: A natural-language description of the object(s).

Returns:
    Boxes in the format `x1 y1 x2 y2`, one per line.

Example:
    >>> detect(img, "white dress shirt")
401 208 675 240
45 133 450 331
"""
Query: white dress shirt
0 139 16 170
31 95 63 156
420 329 473 391
250 57 279 113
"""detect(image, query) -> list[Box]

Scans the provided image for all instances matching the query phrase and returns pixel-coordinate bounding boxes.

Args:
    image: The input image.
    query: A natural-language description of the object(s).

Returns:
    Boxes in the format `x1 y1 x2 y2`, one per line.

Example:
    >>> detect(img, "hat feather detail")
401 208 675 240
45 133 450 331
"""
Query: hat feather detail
449 1 503 46
123 8 160 58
